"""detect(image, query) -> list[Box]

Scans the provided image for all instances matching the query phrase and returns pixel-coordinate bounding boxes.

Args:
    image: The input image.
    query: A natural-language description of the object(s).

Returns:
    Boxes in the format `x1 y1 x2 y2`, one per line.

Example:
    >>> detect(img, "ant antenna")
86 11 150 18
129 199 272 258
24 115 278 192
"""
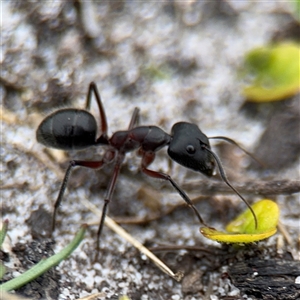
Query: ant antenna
208 136 264 167
200 141 258 229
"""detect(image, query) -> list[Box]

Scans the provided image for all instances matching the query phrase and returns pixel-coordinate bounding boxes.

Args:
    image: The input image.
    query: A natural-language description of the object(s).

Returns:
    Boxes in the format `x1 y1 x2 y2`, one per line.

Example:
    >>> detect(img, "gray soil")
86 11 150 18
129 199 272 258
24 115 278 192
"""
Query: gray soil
1 2 299 300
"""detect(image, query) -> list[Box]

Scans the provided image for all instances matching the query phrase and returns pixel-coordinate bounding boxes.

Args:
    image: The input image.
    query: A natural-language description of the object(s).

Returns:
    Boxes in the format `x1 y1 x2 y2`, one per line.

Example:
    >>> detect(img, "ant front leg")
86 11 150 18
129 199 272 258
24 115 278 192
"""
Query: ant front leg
52 160 105 233
140 151 208 227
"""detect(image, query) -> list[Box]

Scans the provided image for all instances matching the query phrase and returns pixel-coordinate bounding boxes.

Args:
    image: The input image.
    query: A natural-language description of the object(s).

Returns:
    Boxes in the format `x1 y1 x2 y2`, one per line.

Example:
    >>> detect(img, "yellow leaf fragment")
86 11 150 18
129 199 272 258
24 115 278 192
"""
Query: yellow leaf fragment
200 199 279 243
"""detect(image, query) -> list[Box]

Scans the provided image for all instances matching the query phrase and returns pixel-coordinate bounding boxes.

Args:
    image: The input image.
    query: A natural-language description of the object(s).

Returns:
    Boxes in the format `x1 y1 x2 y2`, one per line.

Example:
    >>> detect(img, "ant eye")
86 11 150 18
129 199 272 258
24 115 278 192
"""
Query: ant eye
186 145 195 154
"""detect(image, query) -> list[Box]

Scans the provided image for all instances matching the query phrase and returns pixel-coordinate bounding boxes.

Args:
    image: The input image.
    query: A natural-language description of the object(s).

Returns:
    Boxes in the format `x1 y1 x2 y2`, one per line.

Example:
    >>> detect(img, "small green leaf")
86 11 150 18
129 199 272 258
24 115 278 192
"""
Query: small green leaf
242 43 300 102
200 199 279 243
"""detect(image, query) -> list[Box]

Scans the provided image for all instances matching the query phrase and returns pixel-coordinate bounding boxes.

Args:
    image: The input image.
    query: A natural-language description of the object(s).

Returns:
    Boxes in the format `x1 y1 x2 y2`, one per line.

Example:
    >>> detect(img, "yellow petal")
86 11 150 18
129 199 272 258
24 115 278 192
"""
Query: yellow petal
200 227 277 243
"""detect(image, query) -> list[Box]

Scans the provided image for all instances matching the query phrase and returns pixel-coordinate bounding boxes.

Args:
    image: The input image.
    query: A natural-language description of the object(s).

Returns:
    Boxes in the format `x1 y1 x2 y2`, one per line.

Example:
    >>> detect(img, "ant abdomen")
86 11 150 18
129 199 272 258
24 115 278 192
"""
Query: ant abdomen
36 108 98 150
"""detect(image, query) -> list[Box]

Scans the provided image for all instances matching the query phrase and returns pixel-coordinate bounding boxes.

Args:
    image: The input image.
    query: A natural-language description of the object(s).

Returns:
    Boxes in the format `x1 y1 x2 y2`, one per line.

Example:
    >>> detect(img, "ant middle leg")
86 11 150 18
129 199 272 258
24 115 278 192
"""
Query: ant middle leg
95 107 139 241
91 108 141 259
140 151 208 226
95 109 139 256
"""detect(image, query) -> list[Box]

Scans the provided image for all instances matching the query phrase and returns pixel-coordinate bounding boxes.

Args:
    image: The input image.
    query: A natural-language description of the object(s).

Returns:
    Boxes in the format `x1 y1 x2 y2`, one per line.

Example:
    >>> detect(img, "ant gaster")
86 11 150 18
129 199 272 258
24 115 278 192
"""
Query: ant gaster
37 82 258 254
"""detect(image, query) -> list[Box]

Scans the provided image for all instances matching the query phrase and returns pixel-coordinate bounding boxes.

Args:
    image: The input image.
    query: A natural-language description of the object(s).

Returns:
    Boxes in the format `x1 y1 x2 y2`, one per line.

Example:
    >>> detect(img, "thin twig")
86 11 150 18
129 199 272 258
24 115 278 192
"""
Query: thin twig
81 197 184 281
76 292 106 300
148 245 224 255
182 180 300 195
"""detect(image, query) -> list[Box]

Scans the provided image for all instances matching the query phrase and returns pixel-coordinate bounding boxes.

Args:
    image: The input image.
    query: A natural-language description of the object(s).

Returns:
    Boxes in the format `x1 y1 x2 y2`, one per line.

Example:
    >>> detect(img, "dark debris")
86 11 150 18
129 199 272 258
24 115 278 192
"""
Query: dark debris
228 258 300 300
12 240 60 300
26 206 53 240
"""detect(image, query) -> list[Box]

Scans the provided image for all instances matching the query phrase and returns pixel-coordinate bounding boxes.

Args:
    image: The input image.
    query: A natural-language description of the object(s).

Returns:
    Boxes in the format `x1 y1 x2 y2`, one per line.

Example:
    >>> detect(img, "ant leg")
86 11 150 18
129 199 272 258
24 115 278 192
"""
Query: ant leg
52 160 105 233
128 107 140 130
95 153 125 258
140 151 208 226
85 82 108 136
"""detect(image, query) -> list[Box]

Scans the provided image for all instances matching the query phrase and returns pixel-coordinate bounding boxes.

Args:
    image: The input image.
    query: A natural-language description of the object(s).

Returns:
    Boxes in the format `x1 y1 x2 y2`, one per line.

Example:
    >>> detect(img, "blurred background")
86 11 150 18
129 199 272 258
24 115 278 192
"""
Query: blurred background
1 1 299 299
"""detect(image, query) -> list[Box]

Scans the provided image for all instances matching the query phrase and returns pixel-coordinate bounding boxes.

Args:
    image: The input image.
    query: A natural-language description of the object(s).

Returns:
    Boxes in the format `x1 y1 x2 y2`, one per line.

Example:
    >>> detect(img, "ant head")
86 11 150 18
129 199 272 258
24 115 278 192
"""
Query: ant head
168 122 215 177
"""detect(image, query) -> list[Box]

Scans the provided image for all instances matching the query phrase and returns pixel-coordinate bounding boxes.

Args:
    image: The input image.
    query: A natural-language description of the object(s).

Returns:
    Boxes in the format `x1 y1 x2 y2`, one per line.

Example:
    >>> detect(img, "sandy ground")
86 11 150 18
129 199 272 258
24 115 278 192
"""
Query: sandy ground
1 2 299 300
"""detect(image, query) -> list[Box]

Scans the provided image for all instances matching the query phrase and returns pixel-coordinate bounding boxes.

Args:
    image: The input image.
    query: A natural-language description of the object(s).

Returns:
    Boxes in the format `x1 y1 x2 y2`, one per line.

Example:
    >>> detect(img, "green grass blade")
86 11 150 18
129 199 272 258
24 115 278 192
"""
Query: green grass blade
0 224 87 292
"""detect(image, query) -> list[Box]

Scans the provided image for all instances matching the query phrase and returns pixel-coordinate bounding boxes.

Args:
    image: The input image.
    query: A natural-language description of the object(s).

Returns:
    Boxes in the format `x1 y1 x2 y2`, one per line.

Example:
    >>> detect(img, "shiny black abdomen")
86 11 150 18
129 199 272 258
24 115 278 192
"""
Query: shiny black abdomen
36 109 97 150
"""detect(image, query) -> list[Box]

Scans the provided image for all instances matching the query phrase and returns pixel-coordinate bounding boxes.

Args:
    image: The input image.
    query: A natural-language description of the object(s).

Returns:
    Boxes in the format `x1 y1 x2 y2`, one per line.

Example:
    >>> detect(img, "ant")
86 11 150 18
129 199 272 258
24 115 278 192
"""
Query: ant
37 82 258 254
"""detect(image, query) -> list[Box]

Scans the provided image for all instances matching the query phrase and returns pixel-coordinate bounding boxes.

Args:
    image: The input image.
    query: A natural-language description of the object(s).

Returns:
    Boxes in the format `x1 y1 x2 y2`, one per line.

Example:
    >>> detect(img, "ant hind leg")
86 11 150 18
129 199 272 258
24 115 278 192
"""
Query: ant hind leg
128 107 140 130
52 160 105 234
85 82 108 136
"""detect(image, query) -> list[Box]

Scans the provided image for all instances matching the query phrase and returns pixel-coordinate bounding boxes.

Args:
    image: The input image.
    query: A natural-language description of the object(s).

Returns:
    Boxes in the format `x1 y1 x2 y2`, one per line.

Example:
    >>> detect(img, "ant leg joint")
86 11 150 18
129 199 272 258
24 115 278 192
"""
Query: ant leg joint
70 160 77 167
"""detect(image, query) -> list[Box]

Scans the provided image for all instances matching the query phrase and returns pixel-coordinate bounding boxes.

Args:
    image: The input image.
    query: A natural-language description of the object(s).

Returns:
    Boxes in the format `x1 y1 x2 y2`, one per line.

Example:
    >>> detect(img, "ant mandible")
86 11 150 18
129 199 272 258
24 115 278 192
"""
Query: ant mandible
36 82 258 253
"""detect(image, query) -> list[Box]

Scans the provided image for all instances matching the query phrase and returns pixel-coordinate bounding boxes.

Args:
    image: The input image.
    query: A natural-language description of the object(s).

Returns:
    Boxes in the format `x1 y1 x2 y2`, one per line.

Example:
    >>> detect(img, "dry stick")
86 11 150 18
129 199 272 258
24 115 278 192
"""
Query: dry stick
182 180 300 195
76 292 106 300
80 197 184 282
148 245 223 254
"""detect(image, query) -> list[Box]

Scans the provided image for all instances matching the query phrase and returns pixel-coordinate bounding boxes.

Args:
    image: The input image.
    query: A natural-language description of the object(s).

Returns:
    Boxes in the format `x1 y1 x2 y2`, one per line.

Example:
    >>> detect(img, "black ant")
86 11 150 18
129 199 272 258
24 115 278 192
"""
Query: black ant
36 82 258 254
